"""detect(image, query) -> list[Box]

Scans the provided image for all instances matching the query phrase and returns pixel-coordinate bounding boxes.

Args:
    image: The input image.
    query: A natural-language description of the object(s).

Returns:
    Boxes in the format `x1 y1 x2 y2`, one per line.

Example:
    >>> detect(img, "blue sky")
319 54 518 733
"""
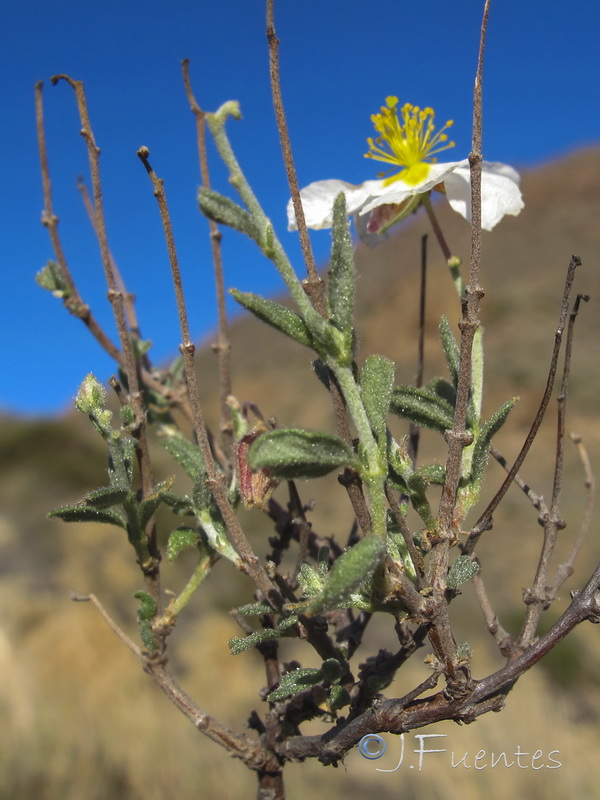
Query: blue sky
2 0 599 415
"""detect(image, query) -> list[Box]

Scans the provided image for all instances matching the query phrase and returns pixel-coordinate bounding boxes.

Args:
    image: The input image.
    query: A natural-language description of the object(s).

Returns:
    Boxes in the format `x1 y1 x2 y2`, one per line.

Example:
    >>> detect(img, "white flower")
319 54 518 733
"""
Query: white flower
288 97 523 237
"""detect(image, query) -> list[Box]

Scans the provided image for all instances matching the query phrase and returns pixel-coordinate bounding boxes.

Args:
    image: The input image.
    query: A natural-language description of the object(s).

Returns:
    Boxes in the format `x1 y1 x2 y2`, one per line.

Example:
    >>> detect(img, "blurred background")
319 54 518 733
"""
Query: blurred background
1 1 599 798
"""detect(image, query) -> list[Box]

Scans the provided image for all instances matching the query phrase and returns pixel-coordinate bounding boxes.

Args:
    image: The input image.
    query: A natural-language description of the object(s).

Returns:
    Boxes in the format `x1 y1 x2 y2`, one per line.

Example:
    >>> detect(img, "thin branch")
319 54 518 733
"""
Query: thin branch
71 591 143 659
471 571 514 655
464 255 581 555
35 81 121 362
490 445 548 516
147 662 265 768
266 0 322 306
549 433 596 593
422 195 465 298
136 147 282 609
181 59 234 457
407 234 427 465
519 292 589 645
550 293 589 513
76 177 143 343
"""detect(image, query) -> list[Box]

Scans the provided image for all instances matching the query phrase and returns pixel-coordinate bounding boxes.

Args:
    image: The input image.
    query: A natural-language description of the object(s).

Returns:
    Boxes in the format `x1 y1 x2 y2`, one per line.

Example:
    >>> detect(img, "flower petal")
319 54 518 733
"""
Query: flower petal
359 159 467 214
444 161 524 231
287 179 383 230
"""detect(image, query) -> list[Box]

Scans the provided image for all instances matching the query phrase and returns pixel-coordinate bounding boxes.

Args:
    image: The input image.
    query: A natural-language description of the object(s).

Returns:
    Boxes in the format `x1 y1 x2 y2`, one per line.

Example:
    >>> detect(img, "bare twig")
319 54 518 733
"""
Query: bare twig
77 177 144 346
181 59 234 458
551 293 589 513
71 591 143 659
464 254 581 555
35 81 121 362
265 0 321 306
471 571 514 655
490 445 548 515
549 433 596 593
519 292 589 645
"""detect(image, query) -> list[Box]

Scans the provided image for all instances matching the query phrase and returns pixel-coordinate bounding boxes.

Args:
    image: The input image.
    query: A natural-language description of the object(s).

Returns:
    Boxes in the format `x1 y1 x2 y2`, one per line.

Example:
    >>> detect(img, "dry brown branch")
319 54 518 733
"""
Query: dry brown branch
465 253 582 555
35 81 122 362
181 59 234 459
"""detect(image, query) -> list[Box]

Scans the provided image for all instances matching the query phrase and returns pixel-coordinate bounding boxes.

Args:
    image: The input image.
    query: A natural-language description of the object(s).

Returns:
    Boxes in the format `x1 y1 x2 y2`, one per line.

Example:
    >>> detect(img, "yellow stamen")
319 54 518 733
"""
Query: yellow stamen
364 96 455 187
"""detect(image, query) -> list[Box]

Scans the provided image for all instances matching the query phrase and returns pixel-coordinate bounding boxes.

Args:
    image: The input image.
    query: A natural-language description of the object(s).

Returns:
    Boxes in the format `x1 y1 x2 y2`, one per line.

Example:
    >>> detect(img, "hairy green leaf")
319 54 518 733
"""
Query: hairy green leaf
48 504 127 529
439 315 460 388
234 602 274 616
328 684 351 711
158 428 204 479
134 590 158 652
468 397 518 486
229 622 297 655
307 535 385 615
166 526 200 561
137 477 176 531
35 259 71 298
107 435 135 491
230 290 314 349
328 193 355 355
267 666 325 701
361 355 395 448
390 386 455 433
426 376 457 408
83 486 130 509
417 463 446 486
248 428 356 479
406 473 436 528
198 187 259 240
447 555 480 589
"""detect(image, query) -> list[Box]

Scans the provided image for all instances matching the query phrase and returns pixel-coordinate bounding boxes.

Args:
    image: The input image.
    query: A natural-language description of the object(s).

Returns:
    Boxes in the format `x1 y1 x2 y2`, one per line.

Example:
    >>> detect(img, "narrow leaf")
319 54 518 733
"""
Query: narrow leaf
198 187 259 240
134 590 158 652
83 486 130 509
426 377 457 408
267 667 324 701
230 289 314 349
417 464 446 486
229 624 297 655
390 386 455 433
406 473 436 529
307 535 385 616
107 435 135 491
158 428 204 479
468 397 518 486
328 193 355 347
235 602 274 616
248 428 356 479
361 355 395 447
48 504 127 529
439 315 460 388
